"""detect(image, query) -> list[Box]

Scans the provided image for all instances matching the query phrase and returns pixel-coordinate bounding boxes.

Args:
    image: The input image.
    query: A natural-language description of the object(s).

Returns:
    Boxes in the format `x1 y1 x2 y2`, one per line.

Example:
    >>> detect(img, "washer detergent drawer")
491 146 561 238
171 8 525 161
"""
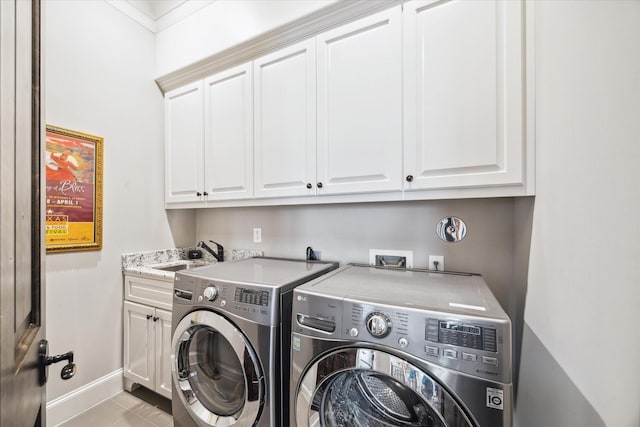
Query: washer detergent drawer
172 310 264 427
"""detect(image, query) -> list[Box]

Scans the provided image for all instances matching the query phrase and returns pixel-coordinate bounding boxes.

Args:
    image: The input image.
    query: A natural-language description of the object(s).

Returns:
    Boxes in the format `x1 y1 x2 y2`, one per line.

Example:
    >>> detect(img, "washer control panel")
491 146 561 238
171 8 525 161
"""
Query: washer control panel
292 291 511 382
342 300 511 383
174 274 277 326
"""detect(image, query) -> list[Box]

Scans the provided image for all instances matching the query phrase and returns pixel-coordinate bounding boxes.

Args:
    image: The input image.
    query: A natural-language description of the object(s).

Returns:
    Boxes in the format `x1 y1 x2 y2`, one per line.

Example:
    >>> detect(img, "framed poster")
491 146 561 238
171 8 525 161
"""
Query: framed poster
45 125 103 253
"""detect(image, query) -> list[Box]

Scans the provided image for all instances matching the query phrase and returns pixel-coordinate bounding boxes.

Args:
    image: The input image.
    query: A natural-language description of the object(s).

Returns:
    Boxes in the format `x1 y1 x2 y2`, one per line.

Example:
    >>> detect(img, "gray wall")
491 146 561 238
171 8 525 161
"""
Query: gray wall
196 197 529 346
518 1 640 426
44 0 193 404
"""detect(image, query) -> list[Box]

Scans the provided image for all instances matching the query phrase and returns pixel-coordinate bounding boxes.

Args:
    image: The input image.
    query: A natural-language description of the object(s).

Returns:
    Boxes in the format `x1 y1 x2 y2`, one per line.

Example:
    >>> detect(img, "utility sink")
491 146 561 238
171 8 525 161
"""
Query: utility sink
154 264 188 272
152 262 208 272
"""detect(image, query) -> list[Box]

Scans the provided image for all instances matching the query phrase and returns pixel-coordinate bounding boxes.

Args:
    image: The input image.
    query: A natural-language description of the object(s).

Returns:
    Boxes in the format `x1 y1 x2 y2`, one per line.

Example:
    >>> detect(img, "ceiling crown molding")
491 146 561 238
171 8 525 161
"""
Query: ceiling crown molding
105 0 214 33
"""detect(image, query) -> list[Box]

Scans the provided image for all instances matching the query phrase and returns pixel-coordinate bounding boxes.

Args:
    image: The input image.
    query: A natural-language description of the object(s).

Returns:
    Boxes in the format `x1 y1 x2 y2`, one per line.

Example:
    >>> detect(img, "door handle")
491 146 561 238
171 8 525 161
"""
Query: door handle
39 340 76 385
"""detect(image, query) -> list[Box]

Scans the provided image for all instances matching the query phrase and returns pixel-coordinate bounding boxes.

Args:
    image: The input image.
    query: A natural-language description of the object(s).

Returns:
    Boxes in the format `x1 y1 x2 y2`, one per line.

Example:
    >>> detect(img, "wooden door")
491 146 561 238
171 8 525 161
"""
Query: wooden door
0 1 46 425
316 6 403 195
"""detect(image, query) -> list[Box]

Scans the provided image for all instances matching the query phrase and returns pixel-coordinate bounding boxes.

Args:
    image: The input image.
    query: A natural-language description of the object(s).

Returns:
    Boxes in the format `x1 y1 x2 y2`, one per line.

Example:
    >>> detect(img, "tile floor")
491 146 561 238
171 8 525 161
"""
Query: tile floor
57 387 172 427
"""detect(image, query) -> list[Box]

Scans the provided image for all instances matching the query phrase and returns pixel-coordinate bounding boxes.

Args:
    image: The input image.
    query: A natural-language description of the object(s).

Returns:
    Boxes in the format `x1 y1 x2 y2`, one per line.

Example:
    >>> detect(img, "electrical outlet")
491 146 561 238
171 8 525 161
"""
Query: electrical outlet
429 255 444 272
369 249 413 268
253 228 262 243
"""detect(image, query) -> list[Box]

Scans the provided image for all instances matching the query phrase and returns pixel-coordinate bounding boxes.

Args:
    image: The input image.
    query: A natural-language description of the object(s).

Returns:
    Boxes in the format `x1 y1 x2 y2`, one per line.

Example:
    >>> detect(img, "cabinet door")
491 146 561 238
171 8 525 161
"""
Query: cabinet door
403 0 524 190
154 308 172 399
316 7 402 195
203 63 254 200
123 301 155 390
254 39 316 198
165 81 205 203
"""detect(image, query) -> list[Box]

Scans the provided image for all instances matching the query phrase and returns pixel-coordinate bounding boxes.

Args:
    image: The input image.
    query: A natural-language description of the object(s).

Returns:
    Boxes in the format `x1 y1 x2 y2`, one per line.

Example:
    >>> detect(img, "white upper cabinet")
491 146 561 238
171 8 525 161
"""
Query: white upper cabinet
203 63 254 200
164 81 204 204
403 0 525 191
163 1 533 207
254 39 316 198
316 6 403 195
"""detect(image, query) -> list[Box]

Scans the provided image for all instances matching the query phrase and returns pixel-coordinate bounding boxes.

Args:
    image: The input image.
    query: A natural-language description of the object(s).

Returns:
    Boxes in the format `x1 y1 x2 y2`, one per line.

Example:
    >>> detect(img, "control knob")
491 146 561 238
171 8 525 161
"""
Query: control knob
203 286 218 301
366 312 392 338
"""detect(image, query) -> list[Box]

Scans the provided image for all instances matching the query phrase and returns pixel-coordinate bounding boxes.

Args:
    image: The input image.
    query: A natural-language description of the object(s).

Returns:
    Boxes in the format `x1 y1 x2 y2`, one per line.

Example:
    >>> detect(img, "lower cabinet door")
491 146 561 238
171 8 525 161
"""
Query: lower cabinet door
124 301 155 390
154 308 173 399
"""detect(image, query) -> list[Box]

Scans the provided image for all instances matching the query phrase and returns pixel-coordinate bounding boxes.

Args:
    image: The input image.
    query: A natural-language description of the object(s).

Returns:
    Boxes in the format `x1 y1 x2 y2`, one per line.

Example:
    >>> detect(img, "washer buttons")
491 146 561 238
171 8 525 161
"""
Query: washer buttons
425 346 439 357
482 356 498 366
349 328 359 337
398 337 409 348
462 352 477 362
443 349 458 359
220 300 226 307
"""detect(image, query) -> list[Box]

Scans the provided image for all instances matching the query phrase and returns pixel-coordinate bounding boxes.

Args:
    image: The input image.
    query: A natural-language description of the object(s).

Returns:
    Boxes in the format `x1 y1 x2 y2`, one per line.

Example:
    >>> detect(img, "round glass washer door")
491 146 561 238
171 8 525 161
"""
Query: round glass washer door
296 348 476 427
172 310 264 427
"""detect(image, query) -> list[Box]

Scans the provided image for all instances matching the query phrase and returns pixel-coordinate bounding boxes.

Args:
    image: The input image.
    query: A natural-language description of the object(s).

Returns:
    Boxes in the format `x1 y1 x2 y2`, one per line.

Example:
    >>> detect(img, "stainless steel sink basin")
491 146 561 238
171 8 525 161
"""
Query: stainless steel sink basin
152 262 208 272
154 264 189 272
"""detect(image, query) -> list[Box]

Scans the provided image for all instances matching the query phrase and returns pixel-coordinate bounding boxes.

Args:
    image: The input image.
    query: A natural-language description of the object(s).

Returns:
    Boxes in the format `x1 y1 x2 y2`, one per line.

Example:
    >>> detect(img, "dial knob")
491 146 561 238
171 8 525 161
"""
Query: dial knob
203 286 218 301
366 312 392 338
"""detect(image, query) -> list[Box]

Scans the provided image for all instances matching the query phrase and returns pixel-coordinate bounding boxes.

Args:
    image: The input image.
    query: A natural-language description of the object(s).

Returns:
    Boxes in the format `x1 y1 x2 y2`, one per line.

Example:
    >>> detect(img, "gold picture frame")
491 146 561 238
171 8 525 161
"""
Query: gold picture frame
45 125 103 253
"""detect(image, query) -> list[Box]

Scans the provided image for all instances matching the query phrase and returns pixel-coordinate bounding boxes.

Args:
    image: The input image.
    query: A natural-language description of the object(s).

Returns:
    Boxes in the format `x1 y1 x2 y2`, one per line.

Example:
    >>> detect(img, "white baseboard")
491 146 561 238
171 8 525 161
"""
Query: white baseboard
46 369 124 426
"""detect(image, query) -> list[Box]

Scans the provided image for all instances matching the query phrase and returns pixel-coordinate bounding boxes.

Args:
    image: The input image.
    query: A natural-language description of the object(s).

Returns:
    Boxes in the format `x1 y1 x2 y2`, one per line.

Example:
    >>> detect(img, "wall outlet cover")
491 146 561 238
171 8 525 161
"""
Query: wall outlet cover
253 228 262 243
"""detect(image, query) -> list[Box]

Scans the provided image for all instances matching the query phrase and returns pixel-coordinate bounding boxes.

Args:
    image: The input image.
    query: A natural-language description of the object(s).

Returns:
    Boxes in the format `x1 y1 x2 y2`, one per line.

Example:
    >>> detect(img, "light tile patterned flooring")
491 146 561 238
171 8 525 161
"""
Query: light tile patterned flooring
57 387 172 427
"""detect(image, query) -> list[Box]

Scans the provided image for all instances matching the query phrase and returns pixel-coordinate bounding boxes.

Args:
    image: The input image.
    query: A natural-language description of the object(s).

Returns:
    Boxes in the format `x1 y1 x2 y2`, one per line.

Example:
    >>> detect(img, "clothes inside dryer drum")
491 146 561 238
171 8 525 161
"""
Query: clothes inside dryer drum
177 326 245 416
320 370 444 427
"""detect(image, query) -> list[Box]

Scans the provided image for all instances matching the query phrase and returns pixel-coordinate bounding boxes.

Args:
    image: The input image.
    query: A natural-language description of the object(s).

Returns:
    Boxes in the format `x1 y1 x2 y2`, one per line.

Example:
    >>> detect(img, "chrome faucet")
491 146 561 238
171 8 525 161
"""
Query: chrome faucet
197 240 224 262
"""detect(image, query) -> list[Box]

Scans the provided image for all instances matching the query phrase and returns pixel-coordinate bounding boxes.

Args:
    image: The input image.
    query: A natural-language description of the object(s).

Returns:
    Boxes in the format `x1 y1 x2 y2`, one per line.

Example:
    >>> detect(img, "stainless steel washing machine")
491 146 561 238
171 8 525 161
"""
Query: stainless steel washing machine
291 264 512 427
171 257 338 427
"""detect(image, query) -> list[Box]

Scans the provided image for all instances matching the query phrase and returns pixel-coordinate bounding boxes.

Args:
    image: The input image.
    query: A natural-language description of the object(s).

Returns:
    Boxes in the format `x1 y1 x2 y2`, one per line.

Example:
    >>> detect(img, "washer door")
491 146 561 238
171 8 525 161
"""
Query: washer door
172 310 264 427
296 348 476 427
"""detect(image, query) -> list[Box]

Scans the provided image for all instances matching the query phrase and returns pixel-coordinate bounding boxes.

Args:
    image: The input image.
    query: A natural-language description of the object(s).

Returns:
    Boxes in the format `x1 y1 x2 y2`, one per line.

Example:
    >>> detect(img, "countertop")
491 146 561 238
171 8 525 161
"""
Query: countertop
121 247 263 281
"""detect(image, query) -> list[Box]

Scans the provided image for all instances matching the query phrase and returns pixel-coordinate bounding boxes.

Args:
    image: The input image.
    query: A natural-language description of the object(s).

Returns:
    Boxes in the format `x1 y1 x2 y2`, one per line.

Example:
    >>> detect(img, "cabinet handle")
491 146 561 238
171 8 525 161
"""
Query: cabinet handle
406 175 414 182
153 316 159 322
196 192 202 197
146 314 152 320
317 182 323 188
306 183 312 189
203 191 208 196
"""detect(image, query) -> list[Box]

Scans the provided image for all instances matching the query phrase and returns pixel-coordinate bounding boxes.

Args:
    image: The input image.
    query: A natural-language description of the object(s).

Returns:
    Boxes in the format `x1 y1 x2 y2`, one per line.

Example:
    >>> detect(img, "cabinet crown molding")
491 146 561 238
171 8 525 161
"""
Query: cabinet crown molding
154 0 402 93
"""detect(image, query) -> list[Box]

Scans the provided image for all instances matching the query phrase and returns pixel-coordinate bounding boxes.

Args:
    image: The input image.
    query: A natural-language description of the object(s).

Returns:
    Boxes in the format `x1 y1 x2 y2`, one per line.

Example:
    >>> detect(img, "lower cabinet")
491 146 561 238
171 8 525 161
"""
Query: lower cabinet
123 300 172 399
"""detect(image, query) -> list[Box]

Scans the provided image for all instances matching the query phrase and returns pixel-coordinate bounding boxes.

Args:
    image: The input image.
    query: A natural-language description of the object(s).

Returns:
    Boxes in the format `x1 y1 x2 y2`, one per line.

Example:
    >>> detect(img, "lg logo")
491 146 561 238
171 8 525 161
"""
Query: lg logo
296 295 307 302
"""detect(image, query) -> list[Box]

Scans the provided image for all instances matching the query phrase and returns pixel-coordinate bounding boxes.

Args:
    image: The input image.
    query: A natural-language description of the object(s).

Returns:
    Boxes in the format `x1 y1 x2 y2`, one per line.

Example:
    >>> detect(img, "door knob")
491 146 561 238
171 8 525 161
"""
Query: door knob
317 182 323 188
306 183 312 189
39 340 76 385
406 175 414 182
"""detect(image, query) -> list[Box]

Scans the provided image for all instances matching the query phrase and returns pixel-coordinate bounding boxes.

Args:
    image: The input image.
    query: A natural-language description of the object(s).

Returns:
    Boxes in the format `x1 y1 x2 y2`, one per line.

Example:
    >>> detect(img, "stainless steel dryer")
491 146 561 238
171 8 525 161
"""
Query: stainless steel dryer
171 257 338 427
291 264 512 427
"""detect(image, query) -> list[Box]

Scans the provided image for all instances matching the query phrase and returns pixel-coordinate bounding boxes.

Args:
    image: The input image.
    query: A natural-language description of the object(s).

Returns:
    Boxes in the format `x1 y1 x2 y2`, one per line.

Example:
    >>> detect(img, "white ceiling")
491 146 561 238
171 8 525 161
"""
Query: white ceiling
125 0 188 20
107 0 214 33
